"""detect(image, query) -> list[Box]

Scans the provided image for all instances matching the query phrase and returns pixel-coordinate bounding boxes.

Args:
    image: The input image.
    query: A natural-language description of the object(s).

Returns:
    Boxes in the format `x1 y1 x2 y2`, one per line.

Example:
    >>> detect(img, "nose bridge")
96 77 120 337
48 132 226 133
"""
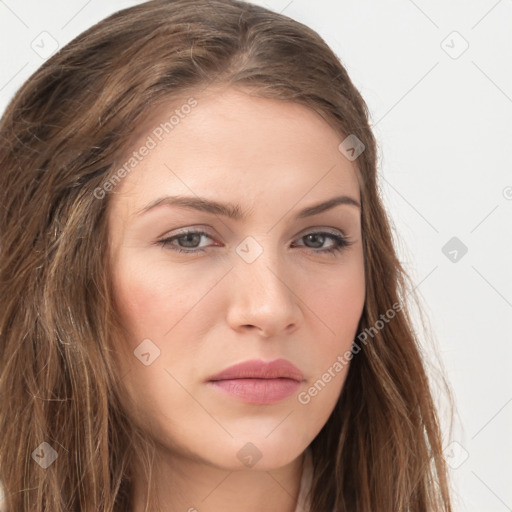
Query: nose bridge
228 233 300 334
235 234 285 292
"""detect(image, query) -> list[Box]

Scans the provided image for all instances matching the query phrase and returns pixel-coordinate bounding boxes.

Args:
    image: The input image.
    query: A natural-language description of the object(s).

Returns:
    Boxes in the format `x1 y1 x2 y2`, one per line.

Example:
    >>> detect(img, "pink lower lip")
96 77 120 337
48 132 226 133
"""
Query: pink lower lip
208 378 301 404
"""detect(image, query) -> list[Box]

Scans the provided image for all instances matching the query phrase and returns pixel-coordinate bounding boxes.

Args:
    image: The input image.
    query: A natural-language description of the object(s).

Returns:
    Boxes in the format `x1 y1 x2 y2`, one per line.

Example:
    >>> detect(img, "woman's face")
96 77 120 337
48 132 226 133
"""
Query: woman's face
107 87 365 471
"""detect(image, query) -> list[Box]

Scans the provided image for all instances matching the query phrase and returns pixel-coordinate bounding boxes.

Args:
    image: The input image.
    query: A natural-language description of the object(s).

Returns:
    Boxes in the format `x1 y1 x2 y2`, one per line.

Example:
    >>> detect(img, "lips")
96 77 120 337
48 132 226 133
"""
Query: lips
207 358 304 382
206 358 304 404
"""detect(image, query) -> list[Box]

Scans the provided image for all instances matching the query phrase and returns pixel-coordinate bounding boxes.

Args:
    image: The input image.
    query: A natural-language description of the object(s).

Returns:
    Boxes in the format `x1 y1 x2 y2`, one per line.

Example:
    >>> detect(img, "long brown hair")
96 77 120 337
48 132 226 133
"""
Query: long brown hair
0 0 454 510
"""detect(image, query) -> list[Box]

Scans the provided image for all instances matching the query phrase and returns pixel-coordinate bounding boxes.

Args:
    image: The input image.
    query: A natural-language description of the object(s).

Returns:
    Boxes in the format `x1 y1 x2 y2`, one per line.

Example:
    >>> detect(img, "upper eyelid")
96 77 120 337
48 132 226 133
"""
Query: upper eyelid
161 225 347 240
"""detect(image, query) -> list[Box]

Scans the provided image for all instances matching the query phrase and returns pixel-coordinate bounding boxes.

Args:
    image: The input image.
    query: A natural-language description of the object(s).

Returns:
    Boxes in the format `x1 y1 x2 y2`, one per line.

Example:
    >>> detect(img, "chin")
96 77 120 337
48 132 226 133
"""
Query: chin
199 436 308 471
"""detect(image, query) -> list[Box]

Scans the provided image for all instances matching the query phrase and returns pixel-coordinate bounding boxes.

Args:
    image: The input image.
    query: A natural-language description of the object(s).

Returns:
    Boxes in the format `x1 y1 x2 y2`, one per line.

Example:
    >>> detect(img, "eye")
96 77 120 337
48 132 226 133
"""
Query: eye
292 231 353 255
157 229 353 255
157 230 214 253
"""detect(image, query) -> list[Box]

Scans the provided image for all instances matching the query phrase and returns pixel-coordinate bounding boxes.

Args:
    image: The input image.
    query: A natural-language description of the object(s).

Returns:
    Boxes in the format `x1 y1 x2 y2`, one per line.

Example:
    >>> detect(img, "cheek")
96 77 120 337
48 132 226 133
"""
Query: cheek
315 274 364 326
112 256 197 343
110 257 202 422
306 251 365 343
295 262 364 430
299 253 365 409
110 254 223 391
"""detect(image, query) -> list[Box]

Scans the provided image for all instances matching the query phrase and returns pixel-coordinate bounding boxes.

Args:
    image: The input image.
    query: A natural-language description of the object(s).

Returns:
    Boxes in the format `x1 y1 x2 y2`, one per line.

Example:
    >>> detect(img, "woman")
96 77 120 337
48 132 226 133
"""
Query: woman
0 0 454 510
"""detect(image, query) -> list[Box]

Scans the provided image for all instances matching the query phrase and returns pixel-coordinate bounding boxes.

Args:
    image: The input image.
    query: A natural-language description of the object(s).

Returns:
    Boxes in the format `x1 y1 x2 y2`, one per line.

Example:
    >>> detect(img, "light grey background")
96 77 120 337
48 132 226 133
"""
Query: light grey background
1 1 511 510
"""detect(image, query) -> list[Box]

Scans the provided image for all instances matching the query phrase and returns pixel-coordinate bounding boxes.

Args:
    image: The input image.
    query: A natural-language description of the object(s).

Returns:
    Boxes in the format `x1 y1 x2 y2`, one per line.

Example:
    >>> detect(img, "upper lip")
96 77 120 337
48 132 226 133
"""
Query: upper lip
207 358 304 382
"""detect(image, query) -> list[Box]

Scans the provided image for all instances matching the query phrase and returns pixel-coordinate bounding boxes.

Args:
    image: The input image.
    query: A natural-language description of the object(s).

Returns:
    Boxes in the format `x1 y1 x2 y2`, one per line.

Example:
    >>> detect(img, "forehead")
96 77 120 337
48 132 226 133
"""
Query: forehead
108 87 360 217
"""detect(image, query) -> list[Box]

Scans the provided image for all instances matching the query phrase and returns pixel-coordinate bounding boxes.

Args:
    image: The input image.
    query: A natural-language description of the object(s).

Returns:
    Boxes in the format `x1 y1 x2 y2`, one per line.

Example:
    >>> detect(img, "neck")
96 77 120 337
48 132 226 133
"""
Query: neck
130 448 306 512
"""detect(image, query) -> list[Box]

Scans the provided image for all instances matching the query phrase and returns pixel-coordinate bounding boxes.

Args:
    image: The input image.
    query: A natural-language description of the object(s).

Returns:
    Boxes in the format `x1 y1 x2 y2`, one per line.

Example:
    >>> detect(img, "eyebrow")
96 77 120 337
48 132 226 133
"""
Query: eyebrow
135 194 361 220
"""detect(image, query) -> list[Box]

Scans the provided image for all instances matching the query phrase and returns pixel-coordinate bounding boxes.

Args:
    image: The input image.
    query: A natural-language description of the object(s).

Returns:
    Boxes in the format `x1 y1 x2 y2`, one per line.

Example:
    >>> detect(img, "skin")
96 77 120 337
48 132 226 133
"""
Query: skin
107 86 365 512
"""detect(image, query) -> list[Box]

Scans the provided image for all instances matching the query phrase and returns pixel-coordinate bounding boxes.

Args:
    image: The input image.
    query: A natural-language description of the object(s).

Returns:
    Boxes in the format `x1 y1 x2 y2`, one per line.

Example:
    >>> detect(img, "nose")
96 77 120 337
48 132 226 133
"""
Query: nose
226 248 303 338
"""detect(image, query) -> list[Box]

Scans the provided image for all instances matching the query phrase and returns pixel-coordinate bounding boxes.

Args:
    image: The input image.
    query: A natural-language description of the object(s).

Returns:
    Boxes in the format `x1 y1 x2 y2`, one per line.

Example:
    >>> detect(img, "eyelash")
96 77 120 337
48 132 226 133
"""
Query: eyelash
157 229 353 255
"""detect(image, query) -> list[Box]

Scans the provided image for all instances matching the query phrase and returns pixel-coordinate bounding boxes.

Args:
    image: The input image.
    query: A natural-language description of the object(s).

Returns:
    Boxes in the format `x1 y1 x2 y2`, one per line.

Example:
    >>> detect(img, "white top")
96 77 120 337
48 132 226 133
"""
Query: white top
0 480 6 512
0 448 315 512
293 447 314 512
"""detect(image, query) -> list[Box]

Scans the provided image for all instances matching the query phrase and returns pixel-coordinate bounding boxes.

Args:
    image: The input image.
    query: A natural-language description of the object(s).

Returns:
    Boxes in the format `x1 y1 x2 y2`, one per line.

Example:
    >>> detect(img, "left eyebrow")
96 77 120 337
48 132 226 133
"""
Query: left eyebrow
135 194 361 220
296 195 361 218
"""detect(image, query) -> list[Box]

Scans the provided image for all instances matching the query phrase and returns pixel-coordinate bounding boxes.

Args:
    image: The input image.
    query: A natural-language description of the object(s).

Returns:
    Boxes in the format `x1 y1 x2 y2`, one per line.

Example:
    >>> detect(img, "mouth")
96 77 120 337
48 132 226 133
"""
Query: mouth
208 377 301 404
206 358 304 404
